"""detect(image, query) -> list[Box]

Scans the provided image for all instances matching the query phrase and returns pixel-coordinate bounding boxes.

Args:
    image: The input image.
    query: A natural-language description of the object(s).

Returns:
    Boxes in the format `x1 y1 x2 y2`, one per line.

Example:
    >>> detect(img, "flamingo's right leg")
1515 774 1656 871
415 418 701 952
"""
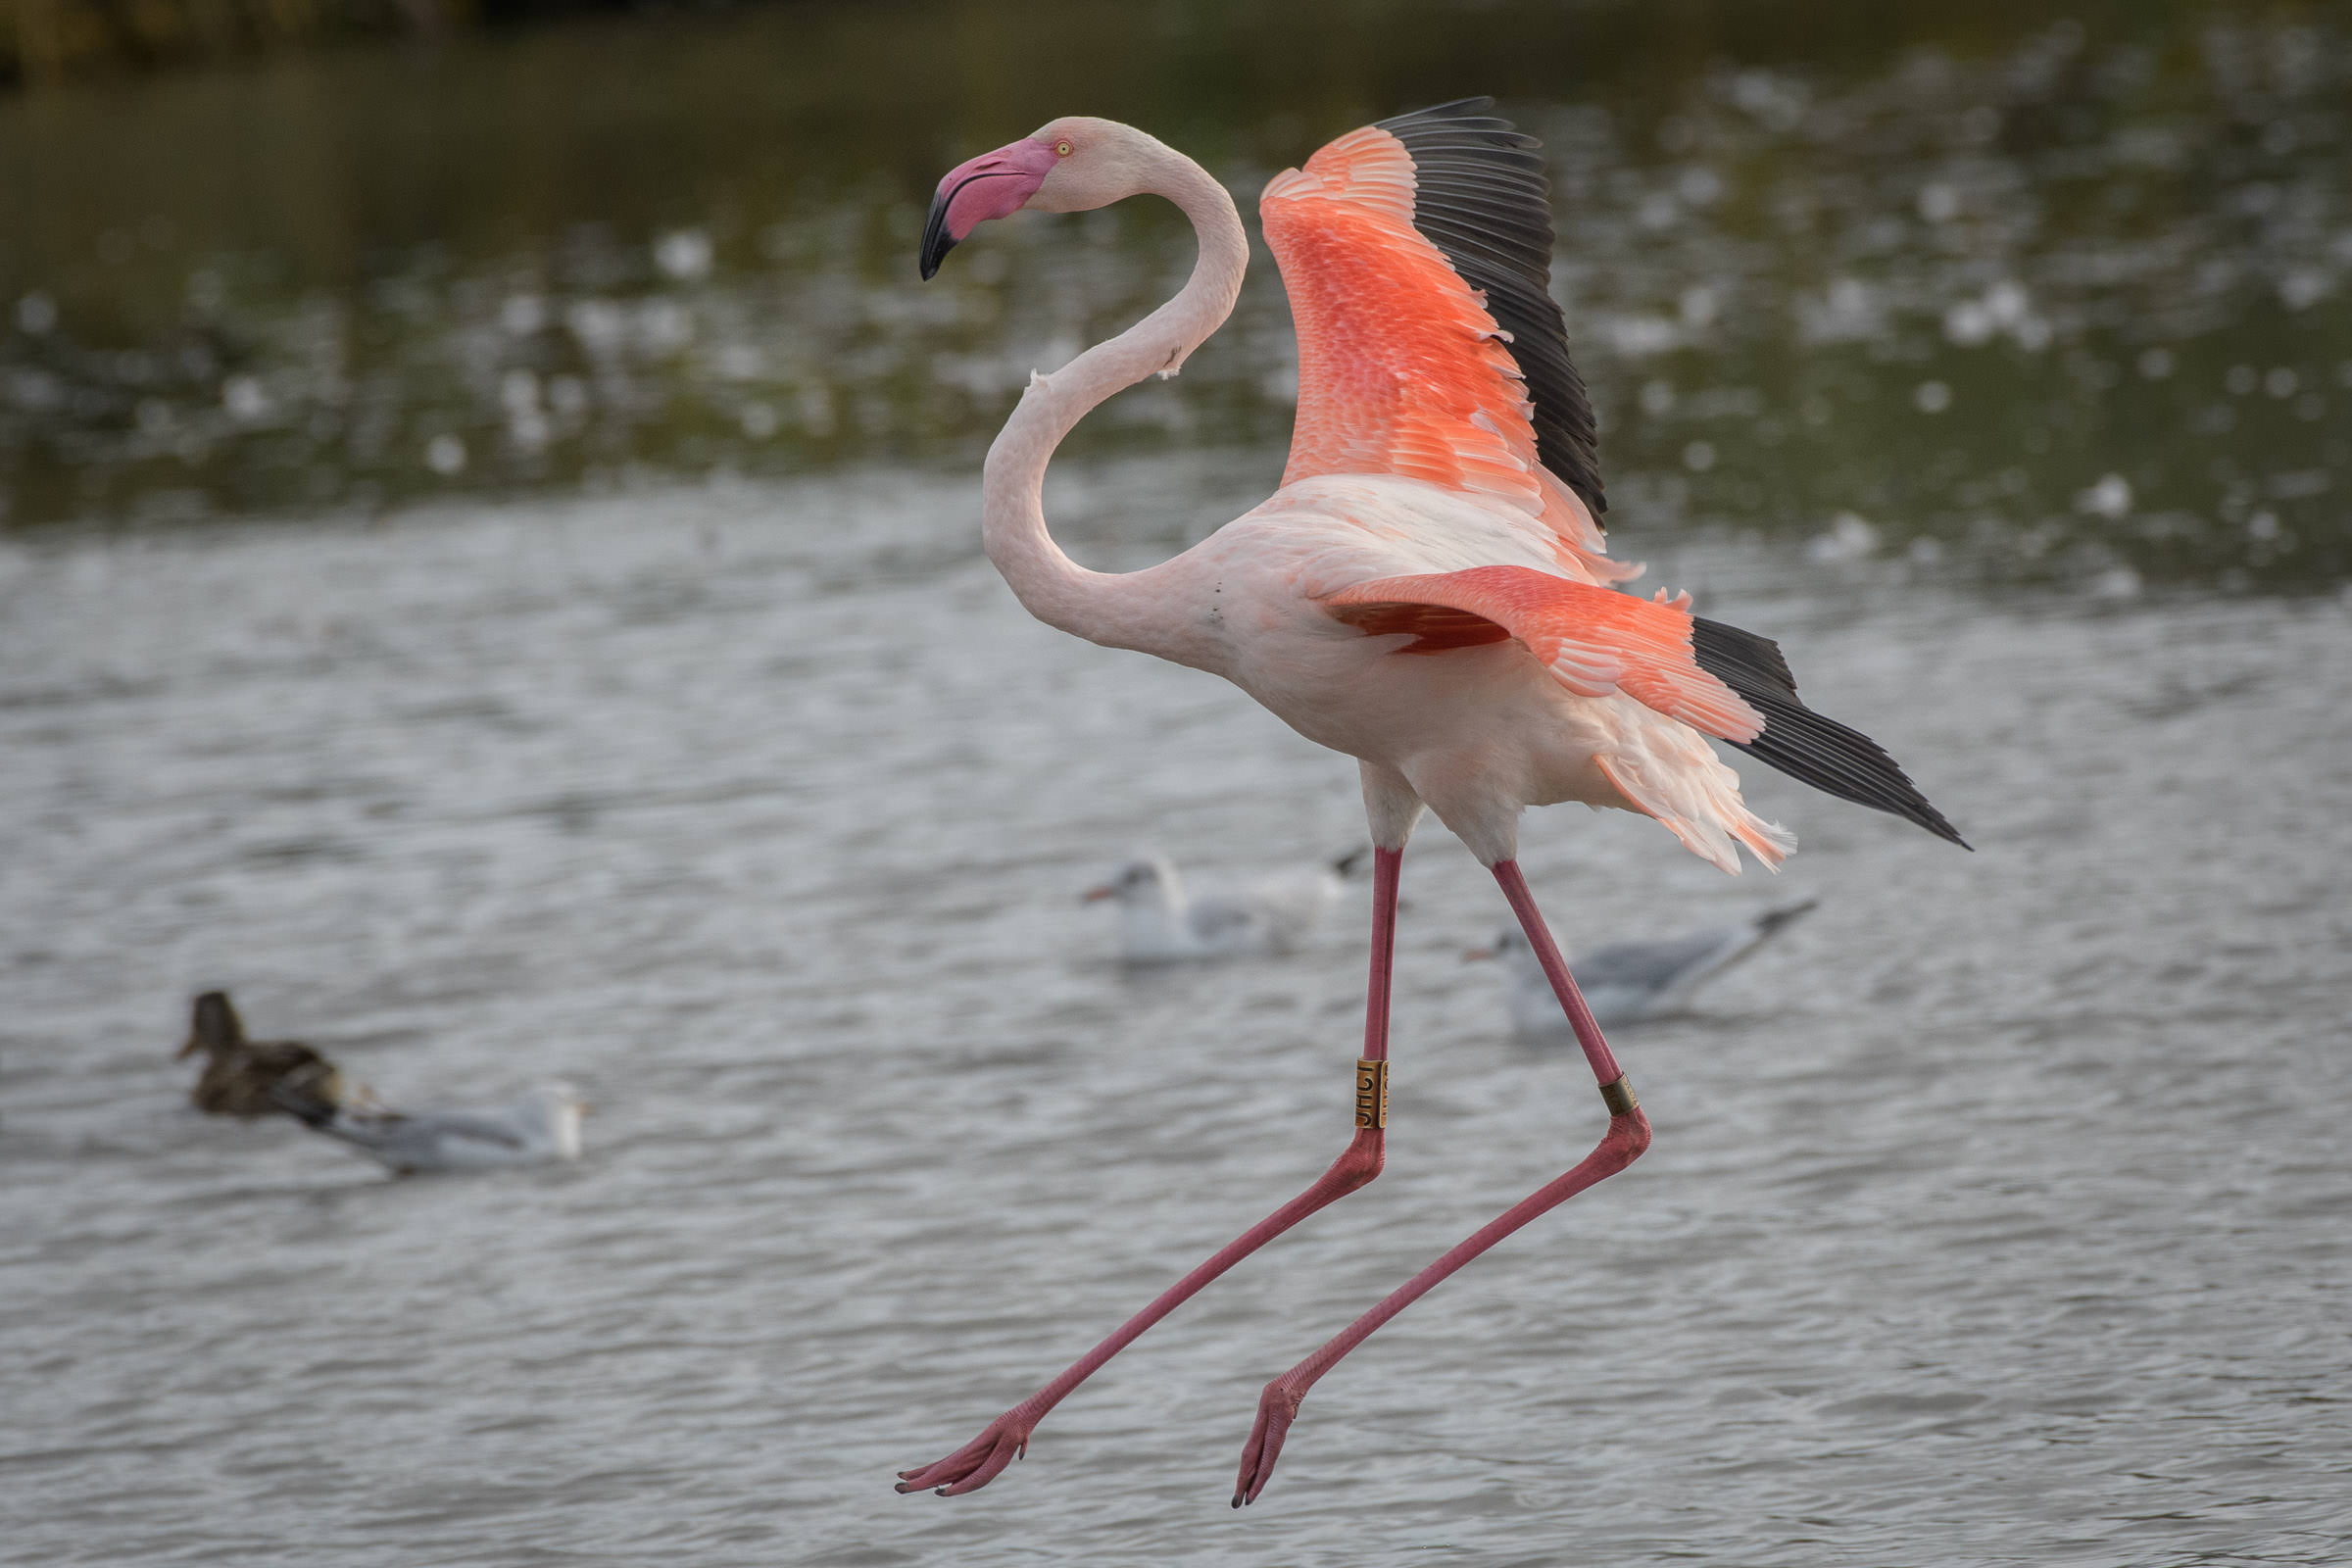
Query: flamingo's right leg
1232 858 1652 1505
896 838 1409 1497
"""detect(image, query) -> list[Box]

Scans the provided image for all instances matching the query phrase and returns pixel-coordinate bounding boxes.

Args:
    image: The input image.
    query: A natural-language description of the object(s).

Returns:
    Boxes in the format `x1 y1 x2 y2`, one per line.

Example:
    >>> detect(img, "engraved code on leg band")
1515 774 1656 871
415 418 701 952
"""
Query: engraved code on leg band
1599 1074 1639 1117
1353 1058 1390 1129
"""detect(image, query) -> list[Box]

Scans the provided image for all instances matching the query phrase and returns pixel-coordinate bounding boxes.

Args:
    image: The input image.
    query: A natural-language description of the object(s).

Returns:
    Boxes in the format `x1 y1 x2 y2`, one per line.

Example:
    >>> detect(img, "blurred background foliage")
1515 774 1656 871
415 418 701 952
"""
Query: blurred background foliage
0 0 2347 592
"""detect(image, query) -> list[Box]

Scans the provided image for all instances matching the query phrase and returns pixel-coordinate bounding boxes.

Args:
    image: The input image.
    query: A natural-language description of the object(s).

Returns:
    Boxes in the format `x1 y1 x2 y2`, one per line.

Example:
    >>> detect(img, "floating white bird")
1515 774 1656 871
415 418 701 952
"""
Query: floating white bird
273 1082 586 1176
1083 849 1365 962
1471 901 1819 1031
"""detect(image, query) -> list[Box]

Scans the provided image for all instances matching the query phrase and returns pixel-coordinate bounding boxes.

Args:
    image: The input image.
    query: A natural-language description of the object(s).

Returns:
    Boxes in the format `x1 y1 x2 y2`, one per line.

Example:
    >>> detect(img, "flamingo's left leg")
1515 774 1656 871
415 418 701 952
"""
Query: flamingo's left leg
1233 858 1652 1505
896 839 1409 1497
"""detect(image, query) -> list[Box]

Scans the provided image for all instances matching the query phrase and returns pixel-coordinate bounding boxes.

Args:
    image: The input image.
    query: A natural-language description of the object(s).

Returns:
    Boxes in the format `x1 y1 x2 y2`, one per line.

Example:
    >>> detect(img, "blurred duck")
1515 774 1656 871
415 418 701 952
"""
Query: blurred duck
1084 848 1366 963
177 991 350 1119
272 1082 586 1176
1470 901 1819 1033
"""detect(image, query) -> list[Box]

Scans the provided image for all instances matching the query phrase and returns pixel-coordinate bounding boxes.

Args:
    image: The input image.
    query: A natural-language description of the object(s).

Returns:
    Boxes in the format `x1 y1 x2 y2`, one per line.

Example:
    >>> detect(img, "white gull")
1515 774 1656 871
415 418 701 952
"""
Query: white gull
274 1082 586 1176
1084 849 1365 962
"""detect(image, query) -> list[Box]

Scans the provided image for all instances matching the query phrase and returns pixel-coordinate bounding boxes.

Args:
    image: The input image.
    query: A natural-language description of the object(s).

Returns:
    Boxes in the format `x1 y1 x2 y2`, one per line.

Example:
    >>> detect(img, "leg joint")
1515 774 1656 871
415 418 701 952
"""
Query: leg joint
1607 1105 1653 1164
1328 1130 1385 1192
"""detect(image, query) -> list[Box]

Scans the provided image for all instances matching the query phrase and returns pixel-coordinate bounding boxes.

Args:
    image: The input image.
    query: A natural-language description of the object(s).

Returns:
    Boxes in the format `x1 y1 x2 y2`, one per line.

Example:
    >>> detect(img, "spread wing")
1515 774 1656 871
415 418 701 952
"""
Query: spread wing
1261 98 1623 580
1268 101 1968 853
1325 565 1970 847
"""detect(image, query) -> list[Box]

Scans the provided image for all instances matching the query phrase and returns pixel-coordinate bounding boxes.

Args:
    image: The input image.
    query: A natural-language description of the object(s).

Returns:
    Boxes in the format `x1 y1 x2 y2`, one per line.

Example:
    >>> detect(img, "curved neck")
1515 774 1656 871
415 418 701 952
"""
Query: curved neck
981 136 1249 649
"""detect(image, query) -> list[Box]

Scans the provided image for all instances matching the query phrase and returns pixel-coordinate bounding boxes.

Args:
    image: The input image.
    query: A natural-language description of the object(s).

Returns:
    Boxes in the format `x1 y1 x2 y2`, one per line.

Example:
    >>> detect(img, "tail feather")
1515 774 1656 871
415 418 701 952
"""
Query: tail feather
1690 617 1969 849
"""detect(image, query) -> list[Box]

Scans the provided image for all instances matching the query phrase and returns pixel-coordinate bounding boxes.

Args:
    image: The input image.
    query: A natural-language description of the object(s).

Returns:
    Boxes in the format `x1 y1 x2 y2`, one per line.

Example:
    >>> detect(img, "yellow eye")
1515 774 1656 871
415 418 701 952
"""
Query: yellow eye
1055 141 1073 157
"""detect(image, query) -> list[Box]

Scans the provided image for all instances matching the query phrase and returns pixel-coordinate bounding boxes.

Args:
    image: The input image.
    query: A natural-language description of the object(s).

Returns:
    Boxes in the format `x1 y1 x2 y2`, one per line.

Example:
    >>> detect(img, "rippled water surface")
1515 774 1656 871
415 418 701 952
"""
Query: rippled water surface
4 458 2349 1564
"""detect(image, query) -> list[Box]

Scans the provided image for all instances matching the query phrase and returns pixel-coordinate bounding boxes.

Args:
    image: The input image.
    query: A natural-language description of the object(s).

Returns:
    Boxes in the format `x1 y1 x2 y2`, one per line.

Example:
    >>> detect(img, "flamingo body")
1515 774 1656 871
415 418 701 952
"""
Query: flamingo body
1063 474 1792 870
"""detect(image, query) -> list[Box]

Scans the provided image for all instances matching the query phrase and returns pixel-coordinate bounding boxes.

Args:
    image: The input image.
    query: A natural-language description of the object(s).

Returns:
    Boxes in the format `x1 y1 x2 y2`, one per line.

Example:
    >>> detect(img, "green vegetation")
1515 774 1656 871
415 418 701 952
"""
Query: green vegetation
2 0 2347 590
3 0 479 87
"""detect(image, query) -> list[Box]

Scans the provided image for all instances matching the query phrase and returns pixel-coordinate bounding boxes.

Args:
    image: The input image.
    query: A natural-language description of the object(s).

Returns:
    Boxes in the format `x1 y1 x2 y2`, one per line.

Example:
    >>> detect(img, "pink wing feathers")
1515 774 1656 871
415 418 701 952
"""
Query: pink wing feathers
1325 567 1764 743
1326 564 1969 849
1330 567 1804 872
1261 102 1626 582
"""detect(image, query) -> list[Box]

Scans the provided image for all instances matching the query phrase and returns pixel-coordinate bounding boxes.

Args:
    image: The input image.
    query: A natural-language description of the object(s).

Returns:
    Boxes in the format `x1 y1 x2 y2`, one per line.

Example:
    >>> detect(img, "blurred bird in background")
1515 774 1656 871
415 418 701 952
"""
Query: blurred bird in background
271 1081 586 1177
1082 847 1366 961
176 991 354 1120
1468 899 1819 1032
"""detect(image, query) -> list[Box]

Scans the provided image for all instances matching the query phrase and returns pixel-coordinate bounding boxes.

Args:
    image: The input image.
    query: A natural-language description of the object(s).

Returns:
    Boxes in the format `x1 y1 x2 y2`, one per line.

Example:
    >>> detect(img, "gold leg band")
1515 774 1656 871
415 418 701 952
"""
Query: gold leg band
1599 1074 1639 1117
1353 1058 1389 1130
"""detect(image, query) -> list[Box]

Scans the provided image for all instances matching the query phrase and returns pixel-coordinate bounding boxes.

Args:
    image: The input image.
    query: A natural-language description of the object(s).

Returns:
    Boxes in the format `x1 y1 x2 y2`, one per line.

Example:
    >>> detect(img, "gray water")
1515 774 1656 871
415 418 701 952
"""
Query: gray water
4 456 2349 1563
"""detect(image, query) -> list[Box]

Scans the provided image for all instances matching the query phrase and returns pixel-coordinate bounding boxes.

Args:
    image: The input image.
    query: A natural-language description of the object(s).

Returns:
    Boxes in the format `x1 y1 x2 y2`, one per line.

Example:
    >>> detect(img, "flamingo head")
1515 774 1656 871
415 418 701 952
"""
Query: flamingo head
919 117 1148 279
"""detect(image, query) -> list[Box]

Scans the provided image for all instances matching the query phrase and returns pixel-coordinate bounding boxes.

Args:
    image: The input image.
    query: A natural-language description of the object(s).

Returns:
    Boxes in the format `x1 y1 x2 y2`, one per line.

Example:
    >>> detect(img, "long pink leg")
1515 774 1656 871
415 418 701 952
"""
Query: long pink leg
896 845 1407 1496
1233 858 1652 1506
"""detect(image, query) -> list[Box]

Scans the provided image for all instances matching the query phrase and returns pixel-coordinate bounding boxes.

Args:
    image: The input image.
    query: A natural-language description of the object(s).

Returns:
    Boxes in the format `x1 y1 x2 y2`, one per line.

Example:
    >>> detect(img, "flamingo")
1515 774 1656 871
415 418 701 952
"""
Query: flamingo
899 99 1965 1506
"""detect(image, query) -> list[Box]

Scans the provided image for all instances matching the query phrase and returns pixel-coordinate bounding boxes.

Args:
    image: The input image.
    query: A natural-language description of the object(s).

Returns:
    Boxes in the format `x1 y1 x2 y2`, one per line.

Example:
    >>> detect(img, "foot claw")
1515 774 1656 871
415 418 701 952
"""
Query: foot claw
1233 1380 1303 1506
895 1412 1034 1498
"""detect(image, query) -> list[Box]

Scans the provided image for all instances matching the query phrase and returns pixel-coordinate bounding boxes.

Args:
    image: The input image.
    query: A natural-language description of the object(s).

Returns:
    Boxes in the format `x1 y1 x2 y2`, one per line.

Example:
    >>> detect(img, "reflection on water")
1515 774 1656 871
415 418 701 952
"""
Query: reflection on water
3 2 2348 589
1 2 2348 588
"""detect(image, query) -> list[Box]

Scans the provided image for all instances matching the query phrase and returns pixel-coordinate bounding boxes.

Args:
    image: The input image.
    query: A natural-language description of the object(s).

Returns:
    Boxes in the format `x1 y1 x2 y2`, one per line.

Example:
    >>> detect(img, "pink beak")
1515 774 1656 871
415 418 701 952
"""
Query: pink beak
920 138 1058 279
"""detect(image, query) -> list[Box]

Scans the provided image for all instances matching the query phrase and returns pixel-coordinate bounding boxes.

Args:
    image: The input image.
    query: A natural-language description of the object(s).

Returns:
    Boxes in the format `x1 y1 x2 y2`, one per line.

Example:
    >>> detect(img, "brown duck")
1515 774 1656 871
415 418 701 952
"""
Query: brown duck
177 991 349 1118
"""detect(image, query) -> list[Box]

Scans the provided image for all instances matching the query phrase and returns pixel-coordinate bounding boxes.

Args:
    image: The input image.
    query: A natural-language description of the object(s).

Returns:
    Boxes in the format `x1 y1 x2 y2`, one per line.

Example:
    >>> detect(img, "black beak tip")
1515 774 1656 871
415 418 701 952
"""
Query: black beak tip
918 190 956 281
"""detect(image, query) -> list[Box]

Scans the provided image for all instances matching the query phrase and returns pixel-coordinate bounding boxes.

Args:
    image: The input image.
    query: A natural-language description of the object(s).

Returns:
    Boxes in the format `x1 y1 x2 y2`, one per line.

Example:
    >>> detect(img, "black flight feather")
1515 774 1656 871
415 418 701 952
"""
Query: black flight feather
1690 617 1971 848
1375 98 1605 523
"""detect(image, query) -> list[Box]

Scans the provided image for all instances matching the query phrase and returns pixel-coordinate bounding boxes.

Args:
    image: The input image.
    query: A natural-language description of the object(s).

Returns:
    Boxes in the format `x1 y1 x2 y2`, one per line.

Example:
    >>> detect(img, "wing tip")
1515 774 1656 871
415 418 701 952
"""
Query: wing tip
1691 616 1970 850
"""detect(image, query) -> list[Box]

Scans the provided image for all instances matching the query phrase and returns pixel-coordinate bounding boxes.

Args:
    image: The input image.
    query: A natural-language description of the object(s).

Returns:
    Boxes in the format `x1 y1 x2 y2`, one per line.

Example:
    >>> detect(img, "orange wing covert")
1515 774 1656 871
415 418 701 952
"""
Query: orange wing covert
1262 121 1623 579
1323 567 1767 744
1263 130 1542 505
1326 565 1973 848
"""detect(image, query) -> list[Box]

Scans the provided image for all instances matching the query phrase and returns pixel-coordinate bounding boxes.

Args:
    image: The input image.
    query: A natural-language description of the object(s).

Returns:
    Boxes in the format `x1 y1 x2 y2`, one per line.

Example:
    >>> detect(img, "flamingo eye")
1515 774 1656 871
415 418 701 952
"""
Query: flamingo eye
1055 140 1073 157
